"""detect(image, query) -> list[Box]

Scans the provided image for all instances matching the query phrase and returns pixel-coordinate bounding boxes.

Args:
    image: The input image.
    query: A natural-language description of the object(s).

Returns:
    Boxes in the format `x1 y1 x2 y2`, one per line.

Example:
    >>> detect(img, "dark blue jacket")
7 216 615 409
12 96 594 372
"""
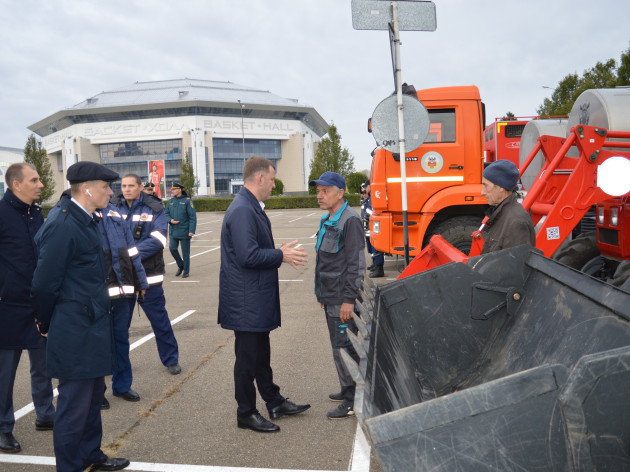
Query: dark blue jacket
97 203 149 298
52 193 149 298
218 187 283 332
0 189 43 349
31 198 113 380
112 193 167 286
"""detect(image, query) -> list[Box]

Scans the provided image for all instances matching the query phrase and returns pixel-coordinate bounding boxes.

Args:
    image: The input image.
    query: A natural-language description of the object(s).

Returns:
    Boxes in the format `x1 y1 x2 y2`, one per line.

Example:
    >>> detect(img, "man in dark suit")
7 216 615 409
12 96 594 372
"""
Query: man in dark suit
218 156 310 432
31 162 129 471
0 163 54 453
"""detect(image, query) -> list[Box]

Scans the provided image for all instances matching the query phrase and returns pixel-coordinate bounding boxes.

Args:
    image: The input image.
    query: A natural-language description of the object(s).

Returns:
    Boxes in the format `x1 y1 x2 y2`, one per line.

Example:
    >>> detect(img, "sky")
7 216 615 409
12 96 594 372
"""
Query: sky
1 0 629 172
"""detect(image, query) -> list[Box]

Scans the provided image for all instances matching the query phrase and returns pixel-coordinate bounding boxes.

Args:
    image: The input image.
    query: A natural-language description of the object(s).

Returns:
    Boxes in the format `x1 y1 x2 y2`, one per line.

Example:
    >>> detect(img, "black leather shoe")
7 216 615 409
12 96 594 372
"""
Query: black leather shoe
237 413 280 432
175 267 183 276
35 419 54 431
268 399 311 419
167 363 181 375
182 272 190 278
0 432 21 453
88 456 130 471
113 389 140 402
101 397 110 410
369 265 385 278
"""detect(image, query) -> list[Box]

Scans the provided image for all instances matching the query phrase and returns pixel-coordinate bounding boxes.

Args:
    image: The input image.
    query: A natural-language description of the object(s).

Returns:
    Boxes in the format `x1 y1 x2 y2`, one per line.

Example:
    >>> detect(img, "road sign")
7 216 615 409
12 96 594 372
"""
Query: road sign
351 0 436 31
370 94 430 153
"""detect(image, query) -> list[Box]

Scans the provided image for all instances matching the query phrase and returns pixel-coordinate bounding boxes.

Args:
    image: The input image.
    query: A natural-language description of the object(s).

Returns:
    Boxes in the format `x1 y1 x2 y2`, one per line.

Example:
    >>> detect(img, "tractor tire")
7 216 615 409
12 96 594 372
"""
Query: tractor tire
608 261 630 289
554 231 619 281
553 232 600 270
425 216 484 256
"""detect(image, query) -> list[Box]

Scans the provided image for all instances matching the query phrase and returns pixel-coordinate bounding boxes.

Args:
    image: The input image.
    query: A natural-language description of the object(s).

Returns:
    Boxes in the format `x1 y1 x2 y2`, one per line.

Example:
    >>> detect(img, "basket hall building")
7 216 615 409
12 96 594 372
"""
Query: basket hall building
28 78 329 198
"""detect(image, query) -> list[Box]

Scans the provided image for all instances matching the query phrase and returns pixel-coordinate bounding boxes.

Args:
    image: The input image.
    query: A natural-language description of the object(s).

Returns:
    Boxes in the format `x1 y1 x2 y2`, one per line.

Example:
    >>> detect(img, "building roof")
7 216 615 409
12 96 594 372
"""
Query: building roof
29 78 329 138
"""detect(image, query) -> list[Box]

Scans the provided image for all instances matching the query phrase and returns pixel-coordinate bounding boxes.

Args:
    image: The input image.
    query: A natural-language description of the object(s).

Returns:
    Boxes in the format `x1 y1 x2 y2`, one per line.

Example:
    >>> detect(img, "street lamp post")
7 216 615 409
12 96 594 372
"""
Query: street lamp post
189 127 200 177
237 99 246 170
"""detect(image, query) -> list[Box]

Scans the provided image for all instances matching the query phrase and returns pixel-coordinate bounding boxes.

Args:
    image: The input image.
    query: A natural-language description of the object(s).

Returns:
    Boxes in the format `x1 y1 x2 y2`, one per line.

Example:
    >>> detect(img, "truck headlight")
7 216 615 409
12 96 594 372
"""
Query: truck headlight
611 207 619 227
373 221 380 234
598 206 605 225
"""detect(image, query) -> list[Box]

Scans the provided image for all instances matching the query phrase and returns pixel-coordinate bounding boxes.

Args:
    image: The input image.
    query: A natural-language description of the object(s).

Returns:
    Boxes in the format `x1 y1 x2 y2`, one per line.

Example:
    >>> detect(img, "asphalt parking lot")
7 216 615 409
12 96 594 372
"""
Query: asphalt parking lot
2 207 399 472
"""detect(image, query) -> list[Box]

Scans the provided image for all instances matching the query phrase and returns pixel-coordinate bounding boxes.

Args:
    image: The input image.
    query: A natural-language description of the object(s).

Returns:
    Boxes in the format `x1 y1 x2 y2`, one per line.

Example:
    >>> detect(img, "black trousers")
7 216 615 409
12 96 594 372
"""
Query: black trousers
233 331 284 417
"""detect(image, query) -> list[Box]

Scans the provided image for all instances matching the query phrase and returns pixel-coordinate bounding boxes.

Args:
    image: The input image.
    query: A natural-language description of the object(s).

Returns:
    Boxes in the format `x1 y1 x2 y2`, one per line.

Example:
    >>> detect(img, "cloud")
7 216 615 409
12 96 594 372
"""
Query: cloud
1 0 629 172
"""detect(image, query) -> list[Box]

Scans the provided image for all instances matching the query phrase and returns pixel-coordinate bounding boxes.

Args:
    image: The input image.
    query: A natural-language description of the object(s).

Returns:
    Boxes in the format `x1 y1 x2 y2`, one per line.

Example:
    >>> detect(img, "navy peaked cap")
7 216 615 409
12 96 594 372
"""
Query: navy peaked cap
67 161 119 184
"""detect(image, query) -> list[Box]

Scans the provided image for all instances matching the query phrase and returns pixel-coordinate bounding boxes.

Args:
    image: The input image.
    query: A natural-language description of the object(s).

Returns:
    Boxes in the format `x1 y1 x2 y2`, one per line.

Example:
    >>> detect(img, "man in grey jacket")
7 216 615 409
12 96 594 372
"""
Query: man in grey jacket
311 171 365 419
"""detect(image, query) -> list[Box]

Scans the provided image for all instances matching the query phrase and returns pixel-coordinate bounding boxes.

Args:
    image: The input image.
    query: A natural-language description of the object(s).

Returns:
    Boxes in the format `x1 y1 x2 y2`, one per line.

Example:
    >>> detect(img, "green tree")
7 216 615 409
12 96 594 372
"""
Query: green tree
23 134 55 203
308 124 355 194
501 111 516 121
179 151 199 198
271 177 284 196
537 45 629 116
346 171 368 194
618 46 630 85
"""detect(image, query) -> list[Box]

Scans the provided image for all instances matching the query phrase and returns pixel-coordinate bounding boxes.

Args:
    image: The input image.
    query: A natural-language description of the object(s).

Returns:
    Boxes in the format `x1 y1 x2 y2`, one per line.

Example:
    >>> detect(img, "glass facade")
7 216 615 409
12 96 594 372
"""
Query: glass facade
212 138 281 194
100 139 182 195
98 137 282 195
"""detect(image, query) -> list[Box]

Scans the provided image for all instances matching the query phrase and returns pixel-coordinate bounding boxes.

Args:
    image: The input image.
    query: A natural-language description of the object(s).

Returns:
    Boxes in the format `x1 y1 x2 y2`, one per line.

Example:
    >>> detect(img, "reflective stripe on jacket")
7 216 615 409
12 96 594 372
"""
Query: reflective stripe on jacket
112 193 167 286
97 203 149 298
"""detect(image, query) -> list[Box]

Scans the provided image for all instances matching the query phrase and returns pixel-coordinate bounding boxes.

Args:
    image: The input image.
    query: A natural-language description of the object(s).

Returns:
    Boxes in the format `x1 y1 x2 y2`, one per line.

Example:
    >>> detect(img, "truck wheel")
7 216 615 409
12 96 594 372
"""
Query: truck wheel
553 232 599 270
426 216 484 255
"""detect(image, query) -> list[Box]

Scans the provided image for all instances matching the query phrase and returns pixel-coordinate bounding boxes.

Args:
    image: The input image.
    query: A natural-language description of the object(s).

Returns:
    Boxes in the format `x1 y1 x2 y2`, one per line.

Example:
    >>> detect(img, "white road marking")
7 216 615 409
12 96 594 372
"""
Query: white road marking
289 212 316 223
278 280 304 282
0 454 370 472
349 424 371 471
14 310 197 421
167 247 220 265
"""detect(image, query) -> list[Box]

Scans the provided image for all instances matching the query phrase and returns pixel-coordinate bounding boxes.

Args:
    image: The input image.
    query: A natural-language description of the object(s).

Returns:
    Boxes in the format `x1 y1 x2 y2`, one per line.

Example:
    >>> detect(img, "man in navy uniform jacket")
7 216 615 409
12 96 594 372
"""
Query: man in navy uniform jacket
0 163 54 453
31 161 130 472
218 156 310 433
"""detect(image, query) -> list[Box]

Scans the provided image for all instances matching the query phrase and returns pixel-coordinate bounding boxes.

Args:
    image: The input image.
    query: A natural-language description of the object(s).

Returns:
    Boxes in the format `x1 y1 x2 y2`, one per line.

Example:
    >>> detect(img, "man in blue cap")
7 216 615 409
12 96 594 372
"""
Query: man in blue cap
310 171 365 419
31 161 130 471
165 182 196 278
480 160 535 254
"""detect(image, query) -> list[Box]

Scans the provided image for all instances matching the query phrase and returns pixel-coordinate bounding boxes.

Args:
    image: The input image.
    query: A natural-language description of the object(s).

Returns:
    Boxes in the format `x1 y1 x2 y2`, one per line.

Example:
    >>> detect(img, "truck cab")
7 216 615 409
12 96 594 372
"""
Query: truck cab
369 85 488 256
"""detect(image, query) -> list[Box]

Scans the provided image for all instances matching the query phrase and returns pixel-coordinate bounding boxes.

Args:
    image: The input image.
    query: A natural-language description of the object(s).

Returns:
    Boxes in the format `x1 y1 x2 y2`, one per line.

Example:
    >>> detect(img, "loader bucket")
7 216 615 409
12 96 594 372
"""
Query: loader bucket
352 246 630 471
